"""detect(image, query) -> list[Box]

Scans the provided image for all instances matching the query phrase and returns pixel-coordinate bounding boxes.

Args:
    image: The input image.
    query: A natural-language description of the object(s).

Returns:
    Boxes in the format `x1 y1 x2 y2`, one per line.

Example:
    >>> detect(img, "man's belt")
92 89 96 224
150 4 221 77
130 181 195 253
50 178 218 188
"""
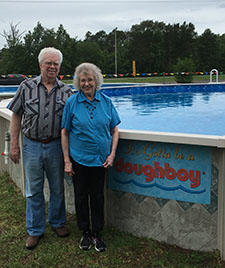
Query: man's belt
26 136 60 144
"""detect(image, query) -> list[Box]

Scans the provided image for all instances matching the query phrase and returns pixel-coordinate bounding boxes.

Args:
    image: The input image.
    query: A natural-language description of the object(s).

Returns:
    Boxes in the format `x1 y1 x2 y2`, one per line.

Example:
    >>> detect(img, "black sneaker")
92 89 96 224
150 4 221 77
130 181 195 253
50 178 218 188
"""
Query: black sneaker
92 234 106 252
79 231 92 250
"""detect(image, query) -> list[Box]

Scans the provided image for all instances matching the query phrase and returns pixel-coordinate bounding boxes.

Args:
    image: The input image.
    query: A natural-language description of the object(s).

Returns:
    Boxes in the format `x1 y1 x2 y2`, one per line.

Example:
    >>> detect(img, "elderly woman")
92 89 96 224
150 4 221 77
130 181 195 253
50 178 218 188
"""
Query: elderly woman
61 63 120 252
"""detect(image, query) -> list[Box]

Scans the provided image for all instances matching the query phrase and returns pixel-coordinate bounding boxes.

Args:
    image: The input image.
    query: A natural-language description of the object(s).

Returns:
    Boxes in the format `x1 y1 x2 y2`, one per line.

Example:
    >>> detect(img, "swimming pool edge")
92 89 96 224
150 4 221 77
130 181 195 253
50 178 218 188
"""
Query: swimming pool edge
119 129 225 148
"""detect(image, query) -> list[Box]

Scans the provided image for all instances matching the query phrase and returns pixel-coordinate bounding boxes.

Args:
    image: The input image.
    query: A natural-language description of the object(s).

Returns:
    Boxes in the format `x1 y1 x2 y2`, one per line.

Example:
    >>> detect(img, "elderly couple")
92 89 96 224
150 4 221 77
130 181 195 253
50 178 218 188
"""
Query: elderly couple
8 47 120 252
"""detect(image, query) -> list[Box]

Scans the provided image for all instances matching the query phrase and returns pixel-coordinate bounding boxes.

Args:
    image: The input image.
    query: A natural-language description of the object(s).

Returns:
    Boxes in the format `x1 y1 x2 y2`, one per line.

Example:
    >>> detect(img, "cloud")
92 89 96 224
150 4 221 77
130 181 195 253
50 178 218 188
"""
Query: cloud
0 1 224 49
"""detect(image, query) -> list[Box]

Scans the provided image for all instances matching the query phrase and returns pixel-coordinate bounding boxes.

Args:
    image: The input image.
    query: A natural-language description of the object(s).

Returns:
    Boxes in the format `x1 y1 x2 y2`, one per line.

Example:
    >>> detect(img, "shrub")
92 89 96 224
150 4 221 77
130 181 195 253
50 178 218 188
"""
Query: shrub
173 58 195 83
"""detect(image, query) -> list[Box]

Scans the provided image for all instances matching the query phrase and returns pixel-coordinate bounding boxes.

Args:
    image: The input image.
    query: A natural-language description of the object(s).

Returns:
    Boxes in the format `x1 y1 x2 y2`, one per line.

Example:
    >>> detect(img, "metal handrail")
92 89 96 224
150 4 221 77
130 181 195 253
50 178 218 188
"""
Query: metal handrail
210 69 218 83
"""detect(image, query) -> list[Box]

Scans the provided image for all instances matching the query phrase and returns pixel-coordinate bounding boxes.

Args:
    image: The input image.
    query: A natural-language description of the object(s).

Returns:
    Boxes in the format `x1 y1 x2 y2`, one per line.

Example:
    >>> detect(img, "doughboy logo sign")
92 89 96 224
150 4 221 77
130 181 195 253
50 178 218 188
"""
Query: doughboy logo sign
108 140 212 204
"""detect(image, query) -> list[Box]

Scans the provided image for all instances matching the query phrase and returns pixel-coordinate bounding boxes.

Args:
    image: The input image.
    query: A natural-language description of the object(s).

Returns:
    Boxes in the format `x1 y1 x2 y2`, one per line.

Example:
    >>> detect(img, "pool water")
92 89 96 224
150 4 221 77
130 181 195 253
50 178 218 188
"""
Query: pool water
1 83 225 136
111 91 225 136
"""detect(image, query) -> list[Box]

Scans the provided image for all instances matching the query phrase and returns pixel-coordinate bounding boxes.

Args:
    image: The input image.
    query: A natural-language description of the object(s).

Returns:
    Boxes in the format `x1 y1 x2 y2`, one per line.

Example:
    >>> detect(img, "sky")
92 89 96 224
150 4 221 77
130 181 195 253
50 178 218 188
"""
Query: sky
0 0 225 49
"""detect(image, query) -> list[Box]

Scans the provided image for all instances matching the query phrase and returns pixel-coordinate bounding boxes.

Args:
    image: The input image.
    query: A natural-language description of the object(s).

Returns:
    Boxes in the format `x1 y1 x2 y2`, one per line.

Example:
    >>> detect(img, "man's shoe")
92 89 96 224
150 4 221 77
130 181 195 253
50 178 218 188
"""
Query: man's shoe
79 231 92 250
25 235 43 250
52 226 69 237
92 233 106 252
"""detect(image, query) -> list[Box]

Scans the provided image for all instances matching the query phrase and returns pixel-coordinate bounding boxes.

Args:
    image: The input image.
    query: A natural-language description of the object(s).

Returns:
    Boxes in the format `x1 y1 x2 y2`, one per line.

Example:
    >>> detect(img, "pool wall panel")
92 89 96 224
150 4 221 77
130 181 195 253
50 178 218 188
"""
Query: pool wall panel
105 141 219 252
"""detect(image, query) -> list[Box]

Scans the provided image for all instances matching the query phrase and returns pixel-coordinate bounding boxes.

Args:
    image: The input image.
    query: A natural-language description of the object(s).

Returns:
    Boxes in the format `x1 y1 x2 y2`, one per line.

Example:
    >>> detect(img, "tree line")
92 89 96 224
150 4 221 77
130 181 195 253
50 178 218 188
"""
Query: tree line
0 20 224 75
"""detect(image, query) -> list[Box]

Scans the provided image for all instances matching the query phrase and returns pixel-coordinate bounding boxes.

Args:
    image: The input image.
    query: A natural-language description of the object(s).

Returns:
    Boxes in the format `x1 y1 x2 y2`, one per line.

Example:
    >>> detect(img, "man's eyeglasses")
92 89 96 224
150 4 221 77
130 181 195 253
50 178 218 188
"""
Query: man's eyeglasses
43 61 60 67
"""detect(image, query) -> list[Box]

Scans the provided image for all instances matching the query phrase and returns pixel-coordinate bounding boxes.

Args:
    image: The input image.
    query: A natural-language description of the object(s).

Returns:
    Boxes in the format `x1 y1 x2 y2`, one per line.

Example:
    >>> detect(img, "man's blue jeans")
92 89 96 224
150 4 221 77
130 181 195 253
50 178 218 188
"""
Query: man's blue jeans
23 136 66 236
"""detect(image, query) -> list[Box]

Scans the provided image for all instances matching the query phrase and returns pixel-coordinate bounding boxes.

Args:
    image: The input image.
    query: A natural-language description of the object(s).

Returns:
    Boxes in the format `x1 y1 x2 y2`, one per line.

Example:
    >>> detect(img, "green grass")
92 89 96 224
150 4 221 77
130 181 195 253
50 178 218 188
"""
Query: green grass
63 74 225 85
0 172 224 268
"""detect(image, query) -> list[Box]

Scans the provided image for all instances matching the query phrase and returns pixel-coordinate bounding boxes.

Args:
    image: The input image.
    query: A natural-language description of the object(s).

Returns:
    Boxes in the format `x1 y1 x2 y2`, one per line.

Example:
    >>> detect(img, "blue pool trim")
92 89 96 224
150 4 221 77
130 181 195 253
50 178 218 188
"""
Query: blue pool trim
1 83 225 96
100 83 225 96
0 86 20 93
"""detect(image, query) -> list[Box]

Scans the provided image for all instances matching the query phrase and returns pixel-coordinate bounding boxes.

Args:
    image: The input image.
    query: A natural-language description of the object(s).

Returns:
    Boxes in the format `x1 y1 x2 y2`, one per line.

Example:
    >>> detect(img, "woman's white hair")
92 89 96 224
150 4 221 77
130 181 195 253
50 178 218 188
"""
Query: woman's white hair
38 47 63 64
73 62 103 91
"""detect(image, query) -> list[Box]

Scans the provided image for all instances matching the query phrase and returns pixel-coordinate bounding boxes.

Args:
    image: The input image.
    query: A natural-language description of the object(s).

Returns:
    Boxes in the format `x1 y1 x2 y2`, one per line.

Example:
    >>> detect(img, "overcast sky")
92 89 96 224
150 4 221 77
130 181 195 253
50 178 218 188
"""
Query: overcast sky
0 0 225 49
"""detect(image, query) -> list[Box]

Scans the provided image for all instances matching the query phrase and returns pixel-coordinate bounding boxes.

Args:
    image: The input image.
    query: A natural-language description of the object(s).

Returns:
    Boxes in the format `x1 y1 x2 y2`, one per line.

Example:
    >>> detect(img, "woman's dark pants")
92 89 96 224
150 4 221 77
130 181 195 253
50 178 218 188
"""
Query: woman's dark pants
71 160 105 233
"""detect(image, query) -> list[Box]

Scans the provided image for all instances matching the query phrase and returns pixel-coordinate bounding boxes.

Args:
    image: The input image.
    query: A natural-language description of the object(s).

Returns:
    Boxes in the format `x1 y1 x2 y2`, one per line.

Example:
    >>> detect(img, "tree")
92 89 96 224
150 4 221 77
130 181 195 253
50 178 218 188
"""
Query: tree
0 22 26 73
216 34 225 71
195 29 220 71
55 24 78 74
0 20 224 75
85 30 107 50
0 22 25 48
0 22 26 74
162 22 197 72
0 45 26 74
23 22 47 74
128 20 165 72
76 41 104 69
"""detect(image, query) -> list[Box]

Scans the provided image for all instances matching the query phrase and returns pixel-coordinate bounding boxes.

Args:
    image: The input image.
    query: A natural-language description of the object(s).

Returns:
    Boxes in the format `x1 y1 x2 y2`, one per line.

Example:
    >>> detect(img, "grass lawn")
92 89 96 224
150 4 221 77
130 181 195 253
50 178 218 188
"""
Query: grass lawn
0 173 225 267
63 74 225 85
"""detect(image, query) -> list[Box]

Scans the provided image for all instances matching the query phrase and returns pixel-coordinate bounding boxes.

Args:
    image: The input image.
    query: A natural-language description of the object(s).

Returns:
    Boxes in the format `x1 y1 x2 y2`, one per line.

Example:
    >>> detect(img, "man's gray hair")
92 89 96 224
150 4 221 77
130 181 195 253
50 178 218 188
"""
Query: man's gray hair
73 63 103 91
38 47 63 64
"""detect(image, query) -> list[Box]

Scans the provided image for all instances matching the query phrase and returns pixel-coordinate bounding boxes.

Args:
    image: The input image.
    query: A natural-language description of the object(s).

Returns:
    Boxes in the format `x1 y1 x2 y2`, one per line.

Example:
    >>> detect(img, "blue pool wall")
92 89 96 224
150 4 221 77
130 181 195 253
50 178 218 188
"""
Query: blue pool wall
0 86 19 93
1 83 225 96
100 83 225 97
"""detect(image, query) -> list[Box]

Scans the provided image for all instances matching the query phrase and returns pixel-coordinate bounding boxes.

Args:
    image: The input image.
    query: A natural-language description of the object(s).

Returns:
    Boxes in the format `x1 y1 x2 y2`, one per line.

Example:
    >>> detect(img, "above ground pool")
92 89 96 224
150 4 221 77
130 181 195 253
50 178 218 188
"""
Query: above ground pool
2 82 225 260
1 82 225 136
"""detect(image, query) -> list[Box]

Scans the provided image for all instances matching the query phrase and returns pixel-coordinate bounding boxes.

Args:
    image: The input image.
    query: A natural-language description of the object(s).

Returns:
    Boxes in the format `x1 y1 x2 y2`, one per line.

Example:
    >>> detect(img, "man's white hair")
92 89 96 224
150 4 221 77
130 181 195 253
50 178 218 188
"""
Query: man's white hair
38 47 63 64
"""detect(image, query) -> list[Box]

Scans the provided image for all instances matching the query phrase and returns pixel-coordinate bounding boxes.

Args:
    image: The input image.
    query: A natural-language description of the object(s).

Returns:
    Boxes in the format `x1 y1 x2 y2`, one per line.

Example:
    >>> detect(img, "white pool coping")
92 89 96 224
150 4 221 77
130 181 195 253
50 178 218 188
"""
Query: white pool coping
119 129 225 148
0 98 12 121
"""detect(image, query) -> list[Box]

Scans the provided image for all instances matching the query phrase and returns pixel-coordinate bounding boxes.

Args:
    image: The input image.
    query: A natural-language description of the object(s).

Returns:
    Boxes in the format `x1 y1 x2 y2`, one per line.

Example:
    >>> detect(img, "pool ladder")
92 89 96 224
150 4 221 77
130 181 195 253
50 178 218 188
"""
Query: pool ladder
209 69 219 83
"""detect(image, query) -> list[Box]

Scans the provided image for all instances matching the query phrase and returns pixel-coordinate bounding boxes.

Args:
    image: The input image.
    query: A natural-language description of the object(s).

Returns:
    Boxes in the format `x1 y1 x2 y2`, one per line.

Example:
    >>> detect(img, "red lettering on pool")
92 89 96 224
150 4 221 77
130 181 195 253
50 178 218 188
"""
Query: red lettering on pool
114 158 202 188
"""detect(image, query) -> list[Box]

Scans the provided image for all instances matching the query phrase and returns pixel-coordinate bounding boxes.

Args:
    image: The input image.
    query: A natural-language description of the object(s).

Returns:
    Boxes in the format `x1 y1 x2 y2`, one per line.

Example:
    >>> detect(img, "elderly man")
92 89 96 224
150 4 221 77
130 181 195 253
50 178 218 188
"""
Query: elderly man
8 47 73 250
